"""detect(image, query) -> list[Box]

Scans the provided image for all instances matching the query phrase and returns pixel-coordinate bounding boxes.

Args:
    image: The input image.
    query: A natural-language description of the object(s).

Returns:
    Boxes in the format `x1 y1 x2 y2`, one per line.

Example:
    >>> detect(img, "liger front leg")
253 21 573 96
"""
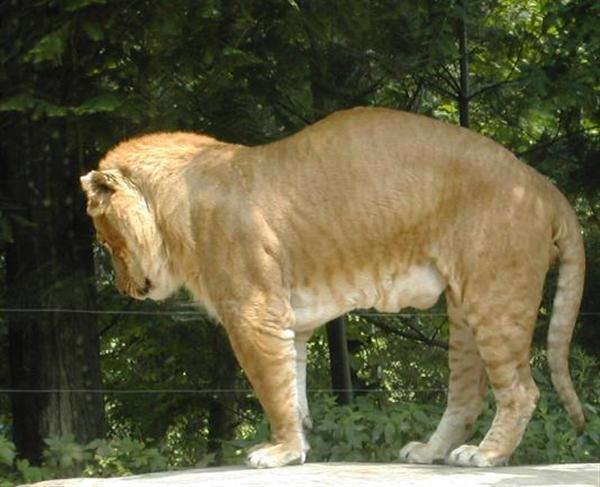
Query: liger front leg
295 331 313 430
222 302 306 468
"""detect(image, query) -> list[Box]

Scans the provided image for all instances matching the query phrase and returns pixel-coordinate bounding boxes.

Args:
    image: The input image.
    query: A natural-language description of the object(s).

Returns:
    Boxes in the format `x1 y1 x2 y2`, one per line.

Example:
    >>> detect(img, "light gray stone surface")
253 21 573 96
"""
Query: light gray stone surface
21 462 600 487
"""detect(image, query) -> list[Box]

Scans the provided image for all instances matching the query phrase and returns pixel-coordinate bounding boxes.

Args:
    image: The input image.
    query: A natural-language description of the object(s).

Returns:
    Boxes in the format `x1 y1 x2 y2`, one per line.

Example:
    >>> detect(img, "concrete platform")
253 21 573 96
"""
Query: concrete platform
22 462 600 487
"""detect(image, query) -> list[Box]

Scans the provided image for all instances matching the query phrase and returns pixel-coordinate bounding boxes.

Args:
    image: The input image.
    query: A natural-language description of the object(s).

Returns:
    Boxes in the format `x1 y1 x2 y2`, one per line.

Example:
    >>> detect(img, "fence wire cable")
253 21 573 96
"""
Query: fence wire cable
0 388 447 395
0 307 591 396
0 308 598 316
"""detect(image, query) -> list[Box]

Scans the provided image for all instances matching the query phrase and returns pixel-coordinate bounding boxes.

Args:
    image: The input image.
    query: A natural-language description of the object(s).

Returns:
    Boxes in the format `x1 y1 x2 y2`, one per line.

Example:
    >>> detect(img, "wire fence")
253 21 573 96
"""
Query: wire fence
1 308 598 316
0 308 204 316
0 388 448 395
0 306 594 397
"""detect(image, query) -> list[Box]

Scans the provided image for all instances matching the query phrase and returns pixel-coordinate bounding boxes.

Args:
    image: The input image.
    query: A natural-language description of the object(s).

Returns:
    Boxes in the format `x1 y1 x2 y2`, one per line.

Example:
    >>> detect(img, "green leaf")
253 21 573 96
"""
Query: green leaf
0 94 37 112
83 20 105 41
0 217 13 245
25 27 68 64
16 459 45 484
200 1 221 19
88 439 113 458
194 452 216 468
412 409 431 425
0 95 68 117
222 47 262 68
384 422 395 444
0 437 16 466
64 0 107 12
43 101 69 117
73 94 121 115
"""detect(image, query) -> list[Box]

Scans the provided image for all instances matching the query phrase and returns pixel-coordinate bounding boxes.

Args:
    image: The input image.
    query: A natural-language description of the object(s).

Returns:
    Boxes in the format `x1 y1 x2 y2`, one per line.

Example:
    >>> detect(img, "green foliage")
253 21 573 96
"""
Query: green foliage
84 438 168 476
307 395 442 462
0 435 170 486
512 349 600 464
43 435 90 477
25 26 69 65
97 303 246 467
0 93 122 118
0 436 16 467
12 460 46 487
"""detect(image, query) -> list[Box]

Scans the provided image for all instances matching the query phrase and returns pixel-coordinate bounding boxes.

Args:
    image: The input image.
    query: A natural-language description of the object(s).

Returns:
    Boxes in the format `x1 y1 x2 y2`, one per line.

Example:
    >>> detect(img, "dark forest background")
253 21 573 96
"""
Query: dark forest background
0 0 598 482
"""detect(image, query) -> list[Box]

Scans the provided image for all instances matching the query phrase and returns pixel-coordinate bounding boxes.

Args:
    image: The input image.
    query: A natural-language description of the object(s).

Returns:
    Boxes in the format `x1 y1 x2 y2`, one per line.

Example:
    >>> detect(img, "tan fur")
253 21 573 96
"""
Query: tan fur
81 107 585 468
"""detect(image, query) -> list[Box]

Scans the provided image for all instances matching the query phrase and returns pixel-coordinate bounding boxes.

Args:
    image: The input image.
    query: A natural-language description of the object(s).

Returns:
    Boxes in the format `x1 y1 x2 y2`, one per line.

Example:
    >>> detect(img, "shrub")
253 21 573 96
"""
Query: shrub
0 435 169 487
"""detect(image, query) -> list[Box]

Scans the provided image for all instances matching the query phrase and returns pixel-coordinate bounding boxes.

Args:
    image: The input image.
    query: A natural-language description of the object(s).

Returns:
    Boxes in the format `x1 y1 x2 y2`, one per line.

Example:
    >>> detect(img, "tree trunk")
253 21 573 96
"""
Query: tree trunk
326 316 353 405
7 304 105 462
458 0 471 129
3 116 105 462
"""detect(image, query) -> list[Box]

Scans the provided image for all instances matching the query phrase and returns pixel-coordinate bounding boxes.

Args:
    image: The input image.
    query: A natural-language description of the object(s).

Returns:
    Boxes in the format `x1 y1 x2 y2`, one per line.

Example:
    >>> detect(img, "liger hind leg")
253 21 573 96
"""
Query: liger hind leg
447 310 539 467
400 307 487 464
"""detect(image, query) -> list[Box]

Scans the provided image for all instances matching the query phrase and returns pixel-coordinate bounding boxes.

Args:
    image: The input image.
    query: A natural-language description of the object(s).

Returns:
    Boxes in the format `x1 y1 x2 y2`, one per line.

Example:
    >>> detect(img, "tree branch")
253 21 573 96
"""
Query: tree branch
439 64 461 93
468 39 526 101
350 77 387 105
98 300 133 337
274 99 312 126
360 314 448 350
468 77 525 101
423 78 458 100
407 79 424 111
516 125 600 158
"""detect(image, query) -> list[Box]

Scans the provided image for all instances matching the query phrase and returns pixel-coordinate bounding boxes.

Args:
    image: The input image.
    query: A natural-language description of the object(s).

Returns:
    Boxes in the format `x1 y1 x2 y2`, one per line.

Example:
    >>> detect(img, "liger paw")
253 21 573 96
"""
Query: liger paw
446 445 507 467
246 442 306 469
399 441 443 464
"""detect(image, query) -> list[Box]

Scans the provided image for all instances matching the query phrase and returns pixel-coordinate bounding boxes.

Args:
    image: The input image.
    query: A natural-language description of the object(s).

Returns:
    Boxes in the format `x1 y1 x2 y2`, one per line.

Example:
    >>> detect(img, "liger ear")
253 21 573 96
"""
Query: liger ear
80 170 119 216
80 170 117 195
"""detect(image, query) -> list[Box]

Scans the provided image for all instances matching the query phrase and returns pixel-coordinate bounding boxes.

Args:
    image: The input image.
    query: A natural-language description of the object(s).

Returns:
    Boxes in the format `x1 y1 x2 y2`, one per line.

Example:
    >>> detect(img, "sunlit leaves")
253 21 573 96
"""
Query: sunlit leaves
0 93 122 118
0 436 16 467
82 20 105 41
62 0 107 12
25 26 69 65
73 94 122 115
